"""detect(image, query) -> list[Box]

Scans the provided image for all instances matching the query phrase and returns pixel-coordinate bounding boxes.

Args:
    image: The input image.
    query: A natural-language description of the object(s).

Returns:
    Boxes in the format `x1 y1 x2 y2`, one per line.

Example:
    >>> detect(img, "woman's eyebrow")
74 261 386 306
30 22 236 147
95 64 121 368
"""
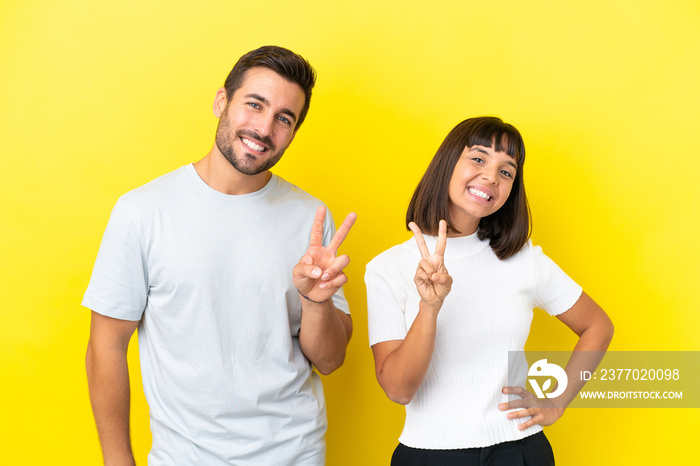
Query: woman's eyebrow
469 146 490 155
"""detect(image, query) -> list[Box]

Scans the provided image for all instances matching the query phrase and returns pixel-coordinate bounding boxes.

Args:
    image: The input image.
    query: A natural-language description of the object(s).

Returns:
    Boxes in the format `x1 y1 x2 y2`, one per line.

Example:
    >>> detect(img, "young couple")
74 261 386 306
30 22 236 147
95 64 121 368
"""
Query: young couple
84 45 613 465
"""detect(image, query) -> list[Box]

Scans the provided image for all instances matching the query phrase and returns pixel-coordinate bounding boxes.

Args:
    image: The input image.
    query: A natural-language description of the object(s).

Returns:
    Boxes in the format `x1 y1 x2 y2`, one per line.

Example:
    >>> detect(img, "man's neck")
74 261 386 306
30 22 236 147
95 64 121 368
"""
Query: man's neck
193 148 272 195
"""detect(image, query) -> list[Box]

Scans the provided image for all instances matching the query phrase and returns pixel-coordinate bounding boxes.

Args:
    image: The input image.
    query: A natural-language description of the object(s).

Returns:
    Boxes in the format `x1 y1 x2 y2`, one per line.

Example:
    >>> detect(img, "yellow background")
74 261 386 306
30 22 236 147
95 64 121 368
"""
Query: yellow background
1 0 698 464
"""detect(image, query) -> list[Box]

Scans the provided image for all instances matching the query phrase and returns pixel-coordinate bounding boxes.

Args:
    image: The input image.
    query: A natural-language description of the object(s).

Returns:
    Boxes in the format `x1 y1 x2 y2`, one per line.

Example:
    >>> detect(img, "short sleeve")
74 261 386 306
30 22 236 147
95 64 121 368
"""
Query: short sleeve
321 207 350 315
365 252 409 346
530 243 583 316
82 197 148 321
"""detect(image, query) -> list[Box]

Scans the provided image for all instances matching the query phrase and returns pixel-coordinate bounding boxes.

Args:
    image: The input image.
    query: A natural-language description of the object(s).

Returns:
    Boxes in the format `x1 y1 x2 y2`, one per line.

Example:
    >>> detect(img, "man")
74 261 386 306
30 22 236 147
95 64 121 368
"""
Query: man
84 46 355 465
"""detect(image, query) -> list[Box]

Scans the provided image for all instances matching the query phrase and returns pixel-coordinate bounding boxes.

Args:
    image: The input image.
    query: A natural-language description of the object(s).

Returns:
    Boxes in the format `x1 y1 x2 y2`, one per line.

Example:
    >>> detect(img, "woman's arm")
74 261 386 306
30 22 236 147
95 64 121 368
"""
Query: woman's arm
500 292 614 429
372 302 440 405
371 221 452 405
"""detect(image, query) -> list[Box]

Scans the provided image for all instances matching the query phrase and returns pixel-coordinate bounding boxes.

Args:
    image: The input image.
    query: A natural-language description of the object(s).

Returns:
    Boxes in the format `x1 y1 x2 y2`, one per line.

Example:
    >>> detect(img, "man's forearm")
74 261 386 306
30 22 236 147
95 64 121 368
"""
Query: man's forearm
299 300 352 375
86 341 136 465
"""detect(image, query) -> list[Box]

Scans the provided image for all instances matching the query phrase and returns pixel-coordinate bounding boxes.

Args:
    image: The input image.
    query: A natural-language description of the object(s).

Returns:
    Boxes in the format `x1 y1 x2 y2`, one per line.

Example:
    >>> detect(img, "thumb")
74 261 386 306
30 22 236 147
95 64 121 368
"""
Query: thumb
293 261 322 280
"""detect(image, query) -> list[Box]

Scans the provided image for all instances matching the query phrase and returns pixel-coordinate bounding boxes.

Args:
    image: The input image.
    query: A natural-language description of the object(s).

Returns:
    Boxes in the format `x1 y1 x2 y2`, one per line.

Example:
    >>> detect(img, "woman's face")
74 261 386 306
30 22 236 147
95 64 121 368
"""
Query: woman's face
447 144 517 235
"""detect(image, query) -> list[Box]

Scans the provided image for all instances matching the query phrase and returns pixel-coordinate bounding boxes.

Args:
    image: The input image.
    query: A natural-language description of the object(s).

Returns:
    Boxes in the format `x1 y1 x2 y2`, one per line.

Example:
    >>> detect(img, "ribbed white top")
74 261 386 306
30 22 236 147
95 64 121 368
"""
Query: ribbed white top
365 233 582 449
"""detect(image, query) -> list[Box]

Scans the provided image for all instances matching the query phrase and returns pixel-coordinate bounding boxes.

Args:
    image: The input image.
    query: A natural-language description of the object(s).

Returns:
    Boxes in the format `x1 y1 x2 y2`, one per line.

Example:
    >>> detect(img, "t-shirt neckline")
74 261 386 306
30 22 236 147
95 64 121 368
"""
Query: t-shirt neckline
184 163 278 201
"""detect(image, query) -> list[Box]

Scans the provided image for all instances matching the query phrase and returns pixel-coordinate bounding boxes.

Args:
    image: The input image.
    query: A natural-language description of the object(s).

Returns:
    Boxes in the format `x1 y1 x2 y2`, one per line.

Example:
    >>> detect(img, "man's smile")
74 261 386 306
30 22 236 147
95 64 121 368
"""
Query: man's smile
241 136 268 153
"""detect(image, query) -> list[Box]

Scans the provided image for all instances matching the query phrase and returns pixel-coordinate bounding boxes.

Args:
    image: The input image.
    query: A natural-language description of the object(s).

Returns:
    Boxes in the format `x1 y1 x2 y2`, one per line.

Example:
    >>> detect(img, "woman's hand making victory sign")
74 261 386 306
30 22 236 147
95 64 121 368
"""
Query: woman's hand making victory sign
293 206 357 304
409 220 452 313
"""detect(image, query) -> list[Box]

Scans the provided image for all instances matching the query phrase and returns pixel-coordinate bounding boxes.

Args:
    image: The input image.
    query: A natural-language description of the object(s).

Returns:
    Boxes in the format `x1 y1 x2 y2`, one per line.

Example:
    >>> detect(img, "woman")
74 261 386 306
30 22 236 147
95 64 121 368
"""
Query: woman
365 117 613 465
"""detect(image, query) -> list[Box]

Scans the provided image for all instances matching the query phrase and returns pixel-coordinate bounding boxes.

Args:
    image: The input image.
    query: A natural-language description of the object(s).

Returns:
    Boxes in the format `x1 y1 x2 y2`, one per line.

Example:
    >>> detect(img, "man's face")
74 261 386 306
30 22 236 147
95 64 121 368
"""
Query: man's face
214 67 306 175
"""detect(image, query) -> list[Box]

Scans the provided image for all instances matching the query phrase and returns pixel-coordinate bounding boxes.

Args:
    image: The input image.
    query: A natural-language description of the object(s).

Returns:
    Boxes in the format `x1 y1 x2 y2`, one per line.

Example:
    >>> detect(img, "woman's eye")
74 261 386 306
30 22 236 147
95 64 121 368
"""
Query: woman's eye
501 170 513 178
471 158 484 163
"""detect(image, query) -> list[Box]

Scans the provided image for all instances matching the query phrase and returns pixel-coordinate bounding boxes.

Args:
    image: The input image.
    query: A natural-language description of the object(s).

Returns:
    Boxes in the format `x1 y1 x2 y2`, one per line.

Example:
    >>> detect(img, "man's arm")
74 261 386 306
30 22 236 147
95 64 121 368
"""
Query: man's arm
293 206 356 375
299 301 353 375
86 311 139 466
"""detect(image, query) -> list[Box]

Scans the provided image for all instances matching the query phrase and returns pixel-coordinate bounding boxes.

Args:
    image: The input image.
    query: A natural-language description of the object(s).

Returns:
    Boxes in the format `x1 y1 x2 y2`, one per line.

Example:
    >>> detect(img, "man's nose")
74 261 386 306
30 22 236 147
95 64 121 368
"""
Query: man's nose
253 113 275 137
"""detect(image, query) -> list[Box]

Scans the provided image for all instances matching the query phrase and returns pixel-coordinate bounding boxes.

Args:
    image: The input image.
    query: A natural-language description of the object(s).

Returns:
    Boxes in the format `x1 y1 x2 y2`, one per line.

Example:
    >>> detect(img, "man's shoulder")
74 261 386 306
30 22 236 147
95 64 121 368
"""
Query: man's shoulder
119 165 190 204
109 165 191 222
269 174 325 210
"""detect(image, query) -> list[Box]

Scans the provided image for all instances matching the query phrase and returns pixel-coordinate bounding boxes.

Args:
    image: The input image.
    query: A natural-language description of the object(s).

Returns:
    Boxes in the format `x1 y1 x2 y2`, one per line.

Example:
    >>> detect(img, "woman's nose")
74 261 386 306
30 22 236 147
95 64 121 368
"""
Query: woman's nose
481 167 498 184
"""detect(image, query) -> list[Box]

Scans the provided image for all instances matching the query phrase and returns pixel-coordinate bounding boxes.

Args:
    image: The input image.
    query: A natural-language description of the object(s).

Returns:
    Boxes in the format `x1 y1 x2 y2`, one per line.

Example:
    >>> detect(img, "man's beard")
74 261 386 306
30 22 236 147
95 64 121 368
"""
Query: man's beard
215 116 286 176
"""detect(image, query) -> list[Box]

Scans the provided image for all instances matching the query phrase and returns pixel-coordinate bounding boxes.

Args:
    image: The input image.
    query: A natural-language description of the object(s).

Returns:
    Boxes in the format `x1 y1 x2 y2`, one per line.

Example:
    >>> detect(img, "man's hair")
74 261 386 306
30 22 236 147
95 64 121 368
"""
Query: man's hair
406 116 531 260
223 45 316 129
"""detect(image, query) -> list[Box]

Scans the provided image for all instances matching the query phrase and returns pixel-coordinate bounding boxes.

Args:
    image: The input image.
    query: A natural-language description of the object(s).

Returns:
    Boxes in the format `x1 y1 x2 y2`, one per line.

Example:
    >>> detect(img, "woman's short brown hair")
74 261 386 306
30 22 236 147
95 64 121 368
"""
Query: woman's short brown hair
406 116 530 260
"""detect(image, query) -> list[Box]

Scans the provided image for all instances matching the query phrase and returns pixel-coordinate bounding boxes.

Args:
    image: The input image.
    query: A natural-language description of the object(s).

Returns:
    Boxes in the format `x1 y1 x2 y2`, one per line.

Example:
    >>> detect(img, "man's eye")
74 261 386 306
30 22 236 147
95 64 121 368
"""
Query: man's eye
248 102 261 109
278 116 291 125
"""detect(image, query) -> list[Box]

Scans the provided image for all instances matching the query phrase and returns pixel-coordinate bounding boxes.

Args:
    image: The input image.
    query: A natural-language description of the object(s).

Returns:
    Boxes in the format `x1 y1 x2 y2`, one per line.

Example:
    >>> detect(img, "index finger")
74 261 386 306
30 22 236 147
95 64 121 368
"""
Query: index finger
435 220 448 257
408 222 430 259
503 386 534 399
327 212 357 253
309 206 326 247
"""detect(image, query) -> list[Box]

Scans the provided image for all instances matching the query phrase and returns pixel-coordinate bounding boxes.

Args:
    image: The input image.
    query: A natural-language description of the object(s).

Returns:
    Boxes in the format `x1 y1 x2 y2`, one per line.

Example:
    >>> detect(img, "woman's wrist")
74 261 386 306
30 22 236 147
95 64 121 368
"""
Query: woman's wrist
419 298 443 316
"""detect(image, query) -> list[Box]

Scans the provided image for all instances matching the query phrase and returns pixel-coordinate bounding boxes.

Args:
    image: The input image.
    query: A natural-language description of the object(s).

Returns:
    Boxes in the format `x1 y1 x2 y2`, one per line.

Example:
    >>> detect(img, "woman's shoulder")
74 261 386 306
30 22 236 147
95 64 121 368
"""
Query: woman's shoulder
366 238 418 273
506 239 570 280
503 238 539 262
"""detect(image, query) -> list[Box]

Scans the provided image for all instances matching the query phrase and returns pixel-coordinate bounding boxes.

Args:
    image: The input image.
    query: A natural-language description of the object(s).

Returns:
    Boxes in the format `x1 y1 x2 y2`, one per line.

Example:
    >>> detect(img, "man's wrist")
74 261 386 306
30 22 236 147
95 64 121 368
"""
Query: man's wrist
297 288 329 304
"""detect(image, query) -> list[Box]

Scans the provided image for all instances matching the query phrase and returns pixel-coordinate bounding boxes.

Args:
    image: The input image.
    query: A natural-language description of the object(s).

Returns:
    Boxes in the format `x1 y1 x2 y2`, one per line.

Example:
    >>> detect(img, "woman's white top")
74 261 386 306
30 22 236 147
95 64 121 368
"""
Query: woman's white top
365 232 582 449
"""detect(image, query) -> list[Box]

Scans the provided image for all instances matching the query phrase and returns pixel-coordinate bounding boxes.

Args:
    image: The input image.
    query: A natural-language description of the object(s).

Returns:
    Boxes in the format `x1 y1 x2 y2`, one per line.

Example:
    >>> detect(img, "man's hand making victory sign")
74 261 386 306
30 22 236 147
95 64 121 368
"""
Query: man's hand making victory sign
408 220 452 312
293 206 357 304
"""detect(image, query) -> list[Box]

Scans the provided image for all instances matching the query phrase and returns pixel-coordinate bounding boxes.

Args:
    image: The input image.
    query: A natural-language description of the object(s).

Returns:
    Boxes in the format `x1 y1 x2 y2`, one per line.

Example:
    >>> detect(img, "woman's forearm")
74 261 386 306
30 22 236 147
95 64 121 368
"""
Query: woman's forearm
374 302 440 405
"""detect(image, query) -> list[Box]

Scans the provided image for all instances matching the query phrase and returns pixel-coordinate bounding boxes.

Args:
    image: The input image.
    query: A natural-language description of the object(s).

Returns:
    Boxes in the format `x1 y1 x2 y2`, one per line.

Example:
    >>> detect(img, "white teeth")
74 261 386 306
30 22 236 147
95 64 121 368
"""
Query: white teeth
242 138 266 152
468 187 491 200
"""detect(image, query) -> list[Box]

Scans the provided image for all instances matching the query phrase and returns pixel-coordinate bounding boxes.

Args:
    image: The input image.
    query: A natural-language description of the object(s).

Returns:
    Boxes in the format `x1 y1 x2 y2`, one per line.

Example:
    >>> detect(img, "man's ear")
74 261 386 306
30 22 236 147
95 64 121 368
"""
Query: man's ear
213 87 228 118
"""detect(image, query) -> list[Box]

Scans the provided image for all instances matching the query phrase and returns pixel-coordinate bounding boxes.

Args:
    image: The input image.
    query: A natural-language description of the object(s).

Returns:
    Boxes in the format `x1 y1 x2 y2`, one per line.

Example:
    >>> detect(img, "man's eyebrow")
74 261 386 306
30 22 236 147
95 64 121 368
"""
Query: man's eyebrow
469 146 518 170
245 93 298 122
246 93 269 105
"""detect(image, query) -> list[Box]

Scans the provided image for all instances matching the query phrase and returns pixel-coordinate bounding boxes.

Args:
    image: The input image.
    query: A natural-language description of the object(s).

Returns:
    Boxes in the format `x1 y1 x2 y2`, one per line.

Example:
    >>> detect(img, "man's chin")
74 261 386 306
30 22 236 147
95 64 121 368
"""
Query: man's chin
230 161 271 176
223 149 284 176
